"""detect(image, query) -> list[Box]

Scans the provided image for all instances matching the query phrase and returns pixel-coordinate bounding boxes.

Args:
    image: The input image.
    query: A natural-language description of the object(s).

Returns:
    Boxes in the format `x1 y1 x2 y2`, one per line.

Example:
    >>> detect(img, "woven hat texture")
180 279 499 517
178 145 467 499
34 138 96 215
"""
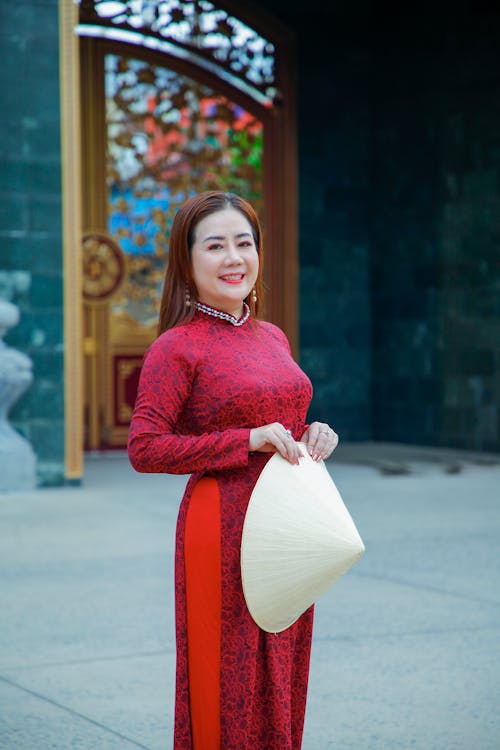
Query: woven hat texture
241 443 365 633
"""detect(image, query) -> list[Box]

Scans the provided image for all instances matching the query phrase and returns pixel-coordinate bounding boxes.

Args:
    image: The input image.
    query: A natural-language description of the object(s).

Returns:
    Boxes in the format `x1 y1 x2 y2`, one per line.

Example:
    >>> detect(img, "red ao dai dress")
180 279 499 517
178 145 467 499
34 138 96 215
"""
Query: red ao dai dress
128 308 315 750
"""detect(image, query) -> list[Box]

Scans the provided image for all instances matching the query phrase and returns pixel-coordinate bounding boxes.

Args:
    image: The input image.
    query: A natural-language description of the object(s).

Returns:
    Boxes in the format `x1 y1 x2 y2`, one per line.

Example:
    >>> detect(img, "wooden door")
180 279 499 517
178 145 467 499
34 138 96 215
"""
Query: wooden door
78 2 297 449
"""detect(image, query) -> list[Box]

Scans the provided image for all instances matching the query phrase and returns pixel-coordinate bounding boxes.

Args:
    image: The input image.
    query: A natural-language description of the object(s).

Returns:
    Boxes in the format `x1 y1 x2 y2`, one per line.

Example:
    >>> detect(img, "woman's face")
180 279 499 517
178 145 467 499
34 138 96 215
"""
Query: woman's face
190 208 259 318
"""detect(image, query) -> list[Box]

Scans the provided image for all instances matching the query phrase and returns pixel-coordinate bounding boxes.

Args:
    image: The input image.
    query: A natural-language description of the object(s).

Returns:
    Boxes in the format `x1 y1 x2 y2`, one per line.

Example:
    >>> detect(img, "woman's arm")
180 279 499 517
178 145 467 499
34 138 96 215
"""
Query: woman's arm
127 336 250 475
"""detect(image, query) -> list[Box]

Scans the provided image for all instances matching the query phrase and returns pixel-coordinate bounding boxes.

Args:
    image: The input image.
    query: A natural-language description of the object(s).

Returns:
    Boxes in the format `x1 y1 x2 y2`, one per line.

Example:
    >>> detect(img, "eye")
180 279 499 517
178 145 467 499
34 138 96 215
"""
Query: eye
238 240 253 248
207 242 223 251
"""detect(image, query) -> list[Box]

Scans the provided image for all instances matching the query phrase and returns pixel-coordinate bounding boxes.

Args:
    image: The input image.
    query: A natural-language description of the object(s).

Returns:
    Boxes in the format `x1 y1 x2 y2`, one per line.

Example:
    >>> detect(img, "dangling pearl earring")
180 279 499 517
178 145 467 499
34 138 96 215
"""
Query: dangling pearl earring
185 283 191 308
251 288 257 304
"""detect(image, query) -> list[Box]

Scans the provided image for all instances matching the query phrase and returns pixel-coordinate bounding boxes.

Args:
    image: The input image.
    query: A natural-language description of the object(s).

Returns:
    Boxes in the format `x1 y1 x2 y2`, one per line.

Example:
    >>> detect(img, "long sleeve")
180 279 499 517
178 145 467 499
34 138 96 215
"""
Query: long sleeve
127 331 250 475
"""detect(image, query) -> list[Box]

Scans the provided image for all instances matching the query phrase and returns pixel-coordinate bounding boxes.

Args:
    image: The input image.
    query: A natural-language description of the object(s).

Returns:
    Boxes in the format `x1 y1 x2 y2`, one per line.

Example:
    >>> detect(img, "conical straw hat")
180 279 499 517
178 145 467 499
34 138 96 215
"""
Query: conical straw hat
241 443 365 633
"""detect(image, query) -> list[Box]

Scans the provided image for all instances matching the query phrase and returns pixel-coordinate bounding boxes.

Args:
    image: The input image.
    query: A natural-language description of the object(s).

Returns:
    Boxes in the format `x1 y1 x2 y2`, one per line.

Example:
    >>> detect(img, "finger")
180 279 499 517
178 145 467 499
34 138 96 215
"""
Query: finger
310 425 335 461
306 423 321 456
286 439 302 464
276 435 299 464
318 430 339 461
311 437 328 461
262 426 291 462
278 426 301 464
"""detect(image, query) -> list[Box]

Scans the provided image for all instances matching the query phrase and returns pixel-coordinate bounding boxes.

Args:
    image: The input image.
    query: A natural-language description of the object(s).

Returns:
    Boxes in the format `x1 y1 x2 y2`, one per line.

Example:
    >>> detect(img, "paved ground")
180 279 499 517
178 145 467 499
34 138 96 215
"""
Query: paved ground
0 446 499 750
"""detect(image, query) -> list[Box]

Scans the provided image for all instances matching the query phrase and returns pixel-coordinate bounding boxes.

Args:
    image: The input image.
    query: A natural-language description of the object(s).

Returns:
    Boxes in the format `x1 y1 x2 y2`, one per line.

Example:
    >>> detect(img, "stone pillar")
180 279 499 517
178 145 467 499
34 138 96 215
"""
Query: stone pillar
0 299 36 491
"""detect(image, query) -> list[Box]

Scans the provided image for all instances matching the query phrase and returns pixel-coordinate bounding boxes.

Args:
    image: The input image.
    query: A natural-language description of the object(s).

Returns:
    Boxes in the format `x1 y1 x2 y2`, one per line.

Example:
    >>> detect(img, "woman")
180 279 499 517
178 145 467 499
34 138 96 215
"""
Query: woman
128 191 338 749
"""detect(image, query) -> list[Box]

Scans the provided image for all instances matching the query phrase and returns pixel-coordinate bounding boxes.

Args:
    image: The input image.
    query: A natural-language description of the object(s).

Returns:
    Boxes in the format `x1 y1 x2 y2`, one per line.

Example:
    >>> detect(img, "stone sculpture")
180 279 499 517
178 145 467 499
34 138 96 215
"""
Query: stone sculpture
0 299 36 491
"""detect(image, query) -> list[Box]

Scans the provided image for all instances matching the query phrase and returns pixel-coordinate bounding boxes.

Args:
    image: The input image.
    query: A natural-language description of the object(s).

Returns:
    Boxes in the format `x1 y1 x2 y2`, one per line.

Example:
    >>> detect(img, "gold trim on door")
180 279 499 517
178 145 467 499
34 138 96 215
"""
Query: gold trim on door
59 0 83 480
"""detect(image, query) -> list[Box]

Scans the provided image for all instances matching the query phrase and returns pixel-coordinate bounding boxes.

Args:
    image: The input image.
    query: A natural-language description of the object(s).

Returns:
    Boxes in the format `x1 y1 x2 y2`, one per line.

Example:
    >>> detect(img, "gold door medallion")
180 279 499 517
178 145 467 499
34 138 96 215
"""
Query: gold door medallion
82 233 126 304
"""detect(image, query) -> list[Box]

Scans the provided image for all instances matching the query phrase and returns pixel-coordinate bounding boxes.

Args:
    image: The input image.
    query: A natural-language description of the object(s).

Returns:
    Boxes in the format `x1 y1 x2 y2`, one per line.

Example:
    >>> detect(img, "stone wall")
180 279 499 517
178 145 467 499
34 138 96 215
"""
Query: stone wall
371 13 500 451
0 0 65 484
297 30 373 440
268 2 500 452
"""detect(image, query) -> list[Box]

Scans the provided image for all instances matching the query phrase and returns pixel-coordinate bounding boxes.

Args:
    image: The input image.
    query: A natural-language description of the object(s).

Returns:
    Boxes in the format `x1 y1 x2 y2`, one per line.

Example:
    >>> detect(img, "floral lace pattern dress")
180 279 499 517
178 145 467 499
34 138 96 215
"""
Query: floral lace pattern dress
128 309 314 749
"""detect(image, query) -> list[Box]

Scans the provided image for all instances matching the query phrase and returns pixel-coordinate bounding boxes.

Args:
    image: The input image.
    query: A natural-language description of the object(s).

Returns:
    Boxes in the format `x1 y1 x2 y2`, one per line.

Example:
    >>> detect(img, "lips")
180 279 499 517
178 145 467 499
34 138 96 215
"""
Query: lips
219 273 245 283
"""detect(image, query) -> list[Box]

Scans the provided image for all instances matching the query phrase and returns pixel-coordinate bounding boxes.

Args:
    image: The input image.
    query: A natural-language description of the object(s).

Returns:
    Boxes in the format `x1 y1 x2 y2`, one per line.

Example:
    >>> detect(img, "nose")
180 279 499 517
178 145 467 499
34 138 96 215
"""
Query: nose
224 241 243 264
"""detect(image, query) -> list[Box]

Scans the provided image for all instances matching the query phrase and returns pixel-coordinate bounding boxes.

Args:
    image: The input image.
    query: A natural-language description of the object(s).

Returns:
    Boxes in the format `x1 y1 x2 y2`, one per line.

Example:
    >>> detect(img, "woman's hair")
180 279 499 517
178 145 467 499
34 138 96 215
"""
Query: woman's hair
157 191 264 335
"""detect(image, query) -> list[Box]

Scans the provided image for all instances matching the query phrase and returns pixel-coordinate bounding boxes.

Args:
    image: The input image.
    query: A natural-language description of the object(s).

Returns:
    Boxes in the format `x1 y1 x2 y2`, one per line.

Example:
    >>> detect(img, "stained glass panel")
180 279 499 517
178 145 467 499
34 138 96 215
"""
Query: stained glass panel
105 52 263 326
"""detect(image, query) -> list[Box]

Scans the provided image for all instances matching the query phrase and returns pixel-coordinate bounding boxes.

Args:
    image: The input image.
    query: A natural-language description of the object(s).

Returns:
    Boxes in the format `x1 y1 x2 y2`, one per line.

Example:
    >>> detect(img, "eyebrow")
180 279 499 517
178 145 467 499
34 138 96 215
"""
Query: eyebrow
202 232 253 242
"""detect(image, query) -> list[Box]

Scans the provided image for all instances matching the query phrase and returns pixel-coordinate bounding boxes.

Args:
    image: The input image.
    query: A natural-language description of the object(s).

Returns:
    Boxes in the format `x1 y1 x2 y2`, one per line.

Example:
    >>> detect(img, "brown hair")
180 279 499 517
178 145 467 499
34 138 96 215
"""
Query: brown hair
157 191 264 335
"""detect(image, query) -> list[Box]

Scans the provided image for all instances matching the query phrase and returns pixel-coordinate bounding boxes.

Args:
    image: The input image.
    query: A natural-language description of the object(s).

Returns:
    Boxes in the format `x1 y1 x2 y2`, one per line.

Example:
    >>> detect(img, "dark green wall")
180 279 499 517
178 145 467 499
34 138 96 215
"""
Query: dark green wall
267 1 500 452
0 0 65 485
371 17 500 451
298 36 372 440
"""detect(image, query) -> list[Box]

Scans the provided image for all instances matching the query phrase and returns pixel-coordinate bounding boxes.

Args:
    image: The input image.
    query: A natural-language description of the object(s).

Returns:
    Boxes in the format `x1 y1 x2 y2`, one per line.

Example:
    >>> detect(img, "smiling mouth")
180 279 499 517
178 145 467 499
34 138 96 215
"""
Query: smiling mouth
220 274 245 282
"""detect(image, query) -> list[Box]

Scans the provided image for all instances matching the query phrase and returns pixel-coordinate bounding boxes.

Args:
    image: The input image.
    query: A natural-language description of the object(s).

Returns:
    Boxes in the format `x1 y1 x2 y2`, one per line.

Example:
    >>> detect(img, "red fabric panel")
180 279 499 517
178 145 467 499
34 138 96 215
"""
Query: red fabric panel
185 477 221 749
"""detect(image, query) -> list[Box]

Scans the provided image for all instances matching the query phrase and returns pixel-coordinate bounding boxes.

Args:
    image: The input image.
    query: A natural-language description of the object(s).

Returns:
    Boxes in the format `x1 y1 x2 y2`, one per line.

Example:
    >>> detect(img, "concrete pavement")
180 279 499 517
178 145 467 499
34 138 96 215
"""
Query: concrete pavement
0 447 499 749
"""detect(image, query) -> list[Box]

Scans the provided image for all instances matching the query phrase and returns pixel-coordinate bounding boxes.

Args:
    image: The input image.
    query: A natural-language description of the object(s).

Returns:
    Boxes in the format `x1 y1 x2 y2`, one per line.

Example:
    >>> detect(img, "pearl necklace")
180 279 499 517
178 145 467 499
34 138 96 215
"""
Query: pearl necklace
195 301 250 327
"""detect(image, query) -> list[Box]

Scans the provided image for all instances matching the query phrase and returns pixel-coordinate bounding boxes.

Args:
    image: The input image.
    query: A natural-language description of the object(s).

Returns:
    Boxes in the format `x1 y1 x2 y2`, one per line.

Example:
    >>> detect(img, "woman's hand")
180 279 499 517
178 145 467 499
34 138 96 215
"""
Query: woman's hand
301 422 339 462
249 423 303 465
